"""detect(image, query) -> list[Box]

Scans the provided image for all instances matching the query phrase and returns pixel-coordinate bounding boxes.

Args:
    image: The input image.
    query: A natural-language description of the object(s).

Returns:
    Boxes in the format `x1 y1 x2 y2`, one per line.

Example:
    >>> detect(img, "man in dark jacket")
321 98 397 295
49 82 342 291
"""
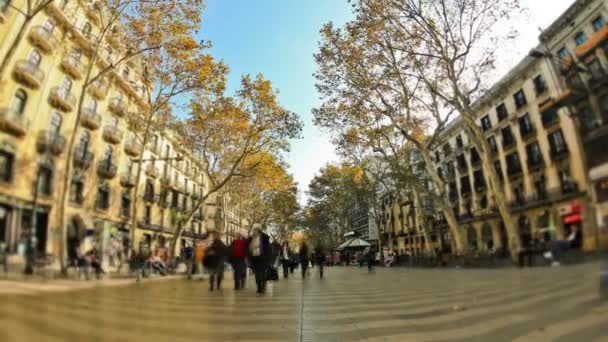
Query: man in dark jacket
247 225 271 294
205 231 227 292
313 245 326 279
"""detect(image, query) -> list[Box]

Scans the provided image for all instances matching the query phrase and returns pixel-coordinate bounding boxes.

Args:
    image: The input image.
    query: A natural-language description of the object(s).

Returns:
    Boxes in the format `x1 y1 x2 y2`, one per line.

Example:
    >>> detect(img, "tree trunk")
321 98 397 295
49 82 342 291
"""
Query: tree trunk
413 191 434 256
0 20 29 84
460 116 520 260
419 148 464 253
129 111 154 251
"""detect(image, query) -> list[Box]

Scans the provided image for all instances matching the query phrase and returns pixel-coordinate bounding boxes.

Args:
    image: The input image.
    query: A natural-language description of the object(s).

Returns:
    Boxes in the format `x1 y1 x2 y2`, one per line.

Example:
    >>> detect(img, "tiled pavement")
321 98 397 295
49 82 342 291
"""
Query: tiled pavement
0 264 606 342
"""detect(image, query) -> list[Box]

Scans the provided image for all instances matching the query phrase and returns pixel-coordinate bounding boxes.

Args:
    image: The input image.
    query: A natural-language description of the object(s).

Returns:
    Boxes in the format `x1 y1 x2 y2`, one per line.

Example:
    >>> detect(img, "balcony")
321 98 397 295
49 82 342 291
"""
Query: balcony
108 97 127 117
102 125 123 144
124 138 142 157
97 160 117 179
73 149 94 170
36 131 66 155
0 108 27 137
80 108 101 130
550 148 569 162
81 1 101 24
48 87 76 112
28 26 57 53
13 60 45 89
88 79 108 100
120 173 136 188
145 164 159 178
60 55 84 80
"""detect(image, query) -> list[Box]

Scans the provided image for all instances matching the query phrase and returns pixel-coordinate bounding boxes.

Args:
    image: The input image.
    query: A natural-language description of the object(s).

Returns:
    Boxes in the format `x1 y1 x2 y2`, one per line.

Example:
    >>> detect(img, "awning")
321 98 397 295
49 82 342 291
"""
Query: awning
563 213 582 224
336 237 371 250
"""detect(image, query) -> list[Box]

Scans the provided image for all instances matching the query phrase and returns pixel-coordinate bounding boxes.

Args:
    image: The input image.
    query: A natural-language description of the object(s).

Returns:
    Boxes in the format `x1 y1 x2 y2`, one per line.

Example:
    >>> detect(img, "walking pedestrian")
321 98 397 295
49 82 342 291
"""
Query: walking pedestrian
192 239 207 280
247 225 271 295
299 242 310 278
280 241 291 279
364 246 375 273
229 232 247 290
204 232 227 292
313 244 326 279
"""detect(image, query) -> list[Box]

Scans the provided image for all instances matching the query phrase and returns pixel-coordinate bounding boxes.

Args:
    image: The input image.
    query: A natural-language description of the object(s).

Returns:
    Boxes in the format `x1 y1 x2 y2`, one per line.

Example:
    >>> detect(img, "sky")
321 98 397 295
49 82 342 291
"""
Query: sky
198 0 575 204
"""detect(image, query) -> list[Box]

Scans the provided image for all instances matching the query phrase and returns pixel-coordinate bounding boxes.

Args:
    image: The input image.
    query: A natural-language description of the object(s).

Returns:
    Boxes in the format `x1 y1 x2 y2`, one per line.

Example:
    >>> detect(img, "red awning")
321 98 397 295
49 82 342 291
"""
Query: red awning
563 213 582 224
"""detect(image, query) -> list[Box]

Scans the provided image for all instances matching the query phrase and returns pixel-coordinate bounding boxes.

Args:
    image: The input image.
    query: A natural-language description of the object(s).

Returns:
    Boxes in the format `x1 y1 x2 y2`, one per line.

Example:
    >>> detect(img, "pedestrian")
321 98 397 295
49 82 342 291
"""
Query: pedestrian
229 232 247 290
364 246 375 273
280 241 291 279
299 242 310 278
193 239 207 280
313 244 326 279
204 231 227 292
247 225 272 295
85 246 105 279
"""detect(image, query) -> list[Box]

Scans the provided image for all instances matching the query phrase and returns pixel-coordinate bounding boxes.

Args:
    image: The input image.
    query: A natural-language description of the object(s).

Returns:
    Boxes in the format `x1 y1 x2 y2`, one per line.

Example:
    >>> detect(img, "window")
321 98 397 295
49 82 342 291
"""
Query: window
103 145 113 164
506 152 522 176
121 191 131 217
496 103 508 121
60 77 72 93
49 112 62 136
518 113 534 137
78 130 90 153
37 166 53 195
513 89 527 109
28 50 42 67
144 206 151 224
171 190 179 208
473 170 485 192
593 16 606 32
534 176 547 199
470 147 480 164
526 142 543 166
558 47 569 59
41 20 55 34
81 22 92 38
494 160 503 181
457 154 467 170
435 151 441 163
96 184 110 210
456 135 463 148
533 75 546 95
0 151 14 182
69 176 84 204
144 180 154 201
443 143 452 155
481 115 492 131
501 126 514 147
12 89 27 115
548 129 568 155
487 136 498 153
574 32 588 46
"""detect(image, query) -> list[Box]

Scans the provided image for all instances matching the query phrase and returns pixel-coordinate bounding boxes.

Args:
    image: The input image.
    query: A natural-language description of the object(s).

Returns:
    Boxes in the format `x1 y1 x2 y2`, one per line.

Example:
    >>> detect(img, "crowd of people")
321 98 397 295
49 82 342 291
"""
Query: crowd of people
183 225 332 295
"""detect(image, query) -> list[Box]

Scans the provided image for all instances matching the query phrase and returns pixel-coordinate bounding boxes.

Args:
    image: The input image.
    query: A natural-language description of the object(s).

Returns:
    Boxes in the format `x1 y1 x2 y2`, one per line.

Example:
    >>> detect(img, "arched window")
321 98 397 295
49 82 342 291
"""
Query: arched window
42 20 55 33
81 22 92 38
88 98 97 111
49 112 62 135
12 89 27 115
78 130 90 152
28 50 42 67
61 77 72 93
104 145 113 163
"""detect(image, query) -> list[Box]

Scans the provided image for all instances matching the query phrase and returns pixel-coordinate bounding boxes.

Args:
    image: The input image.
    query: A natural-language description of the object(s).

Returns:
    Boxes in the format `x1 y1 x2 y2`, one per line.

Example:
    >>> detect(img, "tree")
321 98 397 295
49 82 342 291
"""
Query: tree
314 10 466 253
169 74 302 255
356 0 523 257
53 0 208 270
0 0 55 80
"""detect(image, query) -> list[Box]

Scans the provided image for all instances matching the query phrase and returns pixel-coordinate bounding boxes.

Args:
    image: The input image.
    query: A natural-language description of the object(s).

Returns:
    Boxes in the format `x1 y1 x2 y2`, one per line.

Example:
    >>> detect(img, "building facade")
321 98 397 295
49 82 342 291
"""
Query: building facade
0 0 214 267
377 0 608 257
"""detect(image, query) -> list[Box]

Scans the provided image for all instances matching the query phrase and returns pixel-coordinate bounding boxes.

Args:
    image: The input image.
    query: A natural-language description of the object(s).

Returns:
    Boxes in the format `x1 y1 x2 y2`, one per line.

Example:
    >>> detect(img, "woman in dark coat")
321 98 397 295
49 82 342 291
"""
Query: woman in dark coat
299 242 310 278
205 232 227 291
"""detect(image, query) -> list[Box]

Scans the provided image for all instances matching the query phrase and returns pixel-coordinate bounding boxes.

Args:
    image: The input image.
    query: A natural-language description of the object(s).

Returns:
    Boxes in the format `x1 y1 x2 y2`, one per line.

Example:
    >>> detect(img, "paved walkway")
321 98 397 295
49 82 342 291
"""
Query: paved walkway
0 264 606 341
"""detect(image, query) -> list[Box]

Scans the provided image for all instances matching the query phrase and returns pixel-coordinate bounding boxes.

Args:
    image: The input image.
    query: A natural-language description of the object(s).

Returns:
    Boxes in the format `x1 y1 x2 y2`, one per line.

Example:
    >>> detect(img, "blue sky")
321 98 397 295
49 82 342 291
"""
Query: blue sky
197 0 353 203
